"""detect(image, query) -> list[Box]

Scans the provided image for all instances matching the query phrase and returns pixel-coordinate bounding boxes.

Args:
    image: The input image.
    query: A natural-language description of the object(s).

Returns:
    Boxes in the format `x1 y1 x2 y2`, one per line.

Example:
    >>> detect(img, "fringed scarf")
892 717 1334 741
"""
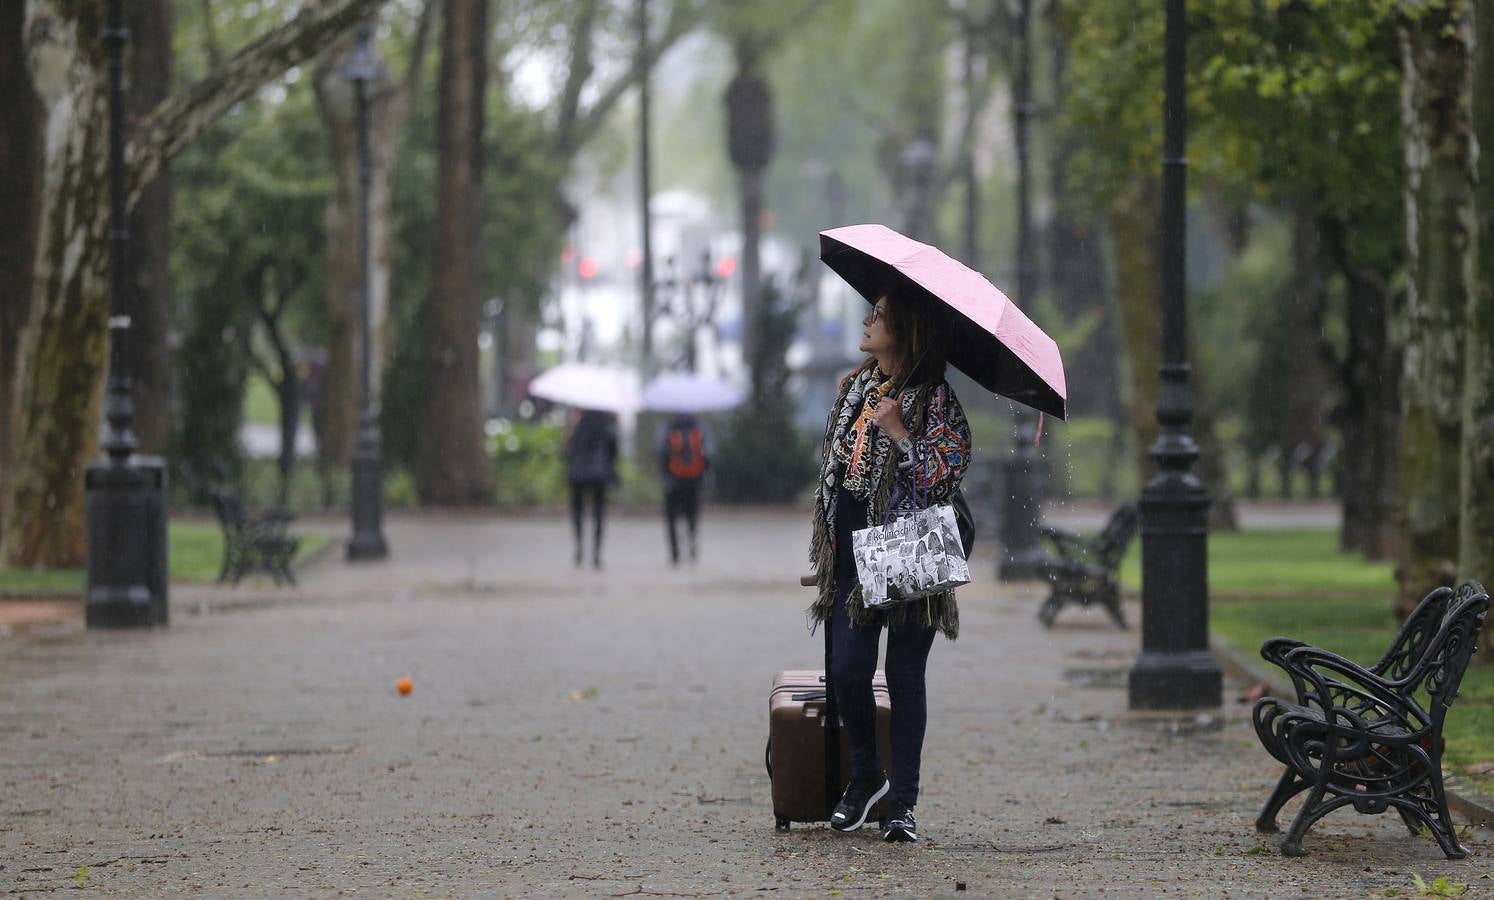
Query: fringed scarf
808 364 964 640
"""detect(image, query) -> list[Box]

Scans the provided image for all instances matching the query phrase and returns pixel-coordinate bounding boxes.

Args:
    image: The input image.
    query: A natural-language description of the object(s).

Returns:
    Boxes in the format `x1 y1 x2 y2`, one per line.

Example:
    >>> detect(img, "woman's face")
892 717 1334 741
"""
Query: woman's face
859 297 894 358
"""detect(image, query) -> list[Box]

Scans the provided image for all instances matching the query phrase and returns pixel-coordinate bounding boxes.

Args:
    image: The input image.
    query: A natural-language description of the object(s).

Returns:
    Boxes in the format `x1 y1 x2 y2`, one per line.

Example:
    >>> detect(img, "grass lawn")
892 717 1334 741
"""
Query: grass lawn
0 521 327 593
1121 528 1493 784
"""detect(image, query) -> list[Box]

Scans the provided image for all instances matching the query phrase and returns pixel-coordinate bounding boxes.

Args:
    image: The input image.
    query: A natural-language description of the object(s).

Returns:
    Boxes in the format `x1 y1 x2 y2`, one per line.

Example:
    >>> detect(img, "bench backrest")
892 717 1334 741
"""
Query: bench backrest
1410 584 1489 724
207 489 248 531
1096 504 1139 566
1374 586 1454 681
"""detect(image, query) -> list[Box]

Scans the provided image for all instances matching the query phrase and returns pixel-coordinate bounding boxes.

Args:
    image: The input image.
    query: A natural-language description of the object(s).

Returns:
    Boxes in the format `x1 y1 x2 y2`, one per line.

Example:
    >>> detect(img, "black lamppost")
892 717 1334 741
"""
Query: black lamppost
998 0 1046 582
656 251 725 372
1128 0 1221 709
345 22 388 562
85 0 170 628
899 132 937 243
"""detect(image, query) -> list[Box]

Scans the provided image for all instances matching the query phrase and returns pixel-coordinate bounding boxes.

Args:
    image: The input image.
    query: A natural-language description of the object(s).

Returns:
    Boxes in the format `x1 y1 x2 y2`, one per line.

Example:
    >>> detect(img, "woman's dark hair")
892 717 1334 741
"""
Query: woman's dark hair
877 284 948 387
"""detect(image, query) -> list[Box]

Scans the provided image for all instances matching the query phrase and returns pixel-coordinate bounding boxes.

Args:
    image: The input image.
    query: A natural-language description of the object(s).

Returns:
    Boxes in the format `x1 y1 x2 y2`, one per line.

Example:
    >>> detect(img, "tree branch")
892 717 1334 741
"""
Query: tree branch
401 0 436 107
198 0 224 67
130 0 384 206
552 0 601 157
563 0 706 160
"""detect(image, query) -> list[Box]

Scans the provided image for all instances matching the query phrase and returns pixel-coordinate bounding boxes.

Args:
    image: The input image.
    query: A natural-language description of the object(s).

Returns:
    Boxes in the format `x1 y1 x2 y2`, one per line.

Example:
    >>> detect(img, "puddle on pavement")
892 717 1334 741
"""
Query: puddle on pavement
1061 667 1128 690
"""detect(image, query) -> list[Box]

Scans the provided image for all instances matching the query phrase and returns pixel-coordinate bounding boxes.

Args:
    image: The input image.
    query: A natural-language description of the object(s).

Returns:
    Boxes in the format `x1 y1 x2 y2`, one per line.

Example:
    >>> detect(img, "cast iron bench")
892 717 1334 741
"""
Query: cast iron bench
1252 580 1489 859
1035 502 1138 629
207 489 300 586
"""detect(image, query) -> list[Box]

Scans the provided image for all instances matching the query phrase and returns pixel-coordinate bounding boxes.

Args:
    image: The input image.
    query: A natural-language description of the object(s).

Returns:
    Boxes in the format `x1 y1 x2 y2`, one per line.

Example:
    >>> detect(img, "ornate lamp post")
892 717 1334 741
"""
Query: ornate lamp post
344 22 389 562
657 251 725 372
1128 0 1221 709
86 0 170 628
998 0 1047 581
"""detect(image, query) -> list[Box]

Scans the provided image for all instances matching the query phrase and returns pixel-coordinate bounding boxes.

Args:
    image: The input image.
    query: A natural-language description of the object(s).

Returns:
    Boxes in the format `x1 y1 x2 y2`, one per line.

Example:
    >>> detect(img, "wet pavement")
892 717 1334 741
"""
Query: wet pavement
1 508 1488 897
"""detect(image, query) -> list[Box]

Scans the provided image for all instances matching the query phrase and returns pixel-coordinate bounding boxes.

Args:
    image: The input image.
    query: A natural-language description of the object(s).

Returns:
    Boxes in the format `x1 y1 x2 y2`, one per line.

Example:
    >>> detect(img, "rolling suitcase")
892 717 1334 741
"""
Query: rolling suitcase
767 625 893 830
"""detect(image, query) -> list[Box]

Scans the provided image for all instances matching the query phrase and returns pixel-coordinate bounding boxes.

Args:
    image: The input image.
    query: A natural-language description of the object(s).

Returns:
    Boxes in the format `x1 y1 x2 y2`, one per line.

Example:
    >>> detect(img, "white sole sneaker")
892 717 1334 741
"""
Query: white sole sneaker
829 779 889 832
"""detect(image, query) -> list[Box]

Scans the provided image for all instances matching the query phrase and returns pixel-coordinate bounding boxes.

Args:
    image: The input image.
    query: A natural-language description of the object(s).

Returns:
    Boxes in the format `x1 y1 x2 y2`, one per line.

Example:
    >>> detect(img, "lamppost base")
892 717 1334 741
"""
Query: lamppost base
347 442 388 562
85 456 169 629
1128 650 1222 709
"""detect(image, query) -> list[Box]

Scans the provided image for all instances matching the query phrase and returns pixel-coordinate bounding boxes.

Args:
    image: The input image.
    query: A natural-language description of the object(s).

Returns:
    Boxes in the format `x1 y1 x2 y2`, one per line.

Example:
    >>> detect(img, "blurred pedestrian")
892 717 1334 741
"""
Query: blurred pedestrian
657 413 711 565
806 287 970 843
563 409 619 569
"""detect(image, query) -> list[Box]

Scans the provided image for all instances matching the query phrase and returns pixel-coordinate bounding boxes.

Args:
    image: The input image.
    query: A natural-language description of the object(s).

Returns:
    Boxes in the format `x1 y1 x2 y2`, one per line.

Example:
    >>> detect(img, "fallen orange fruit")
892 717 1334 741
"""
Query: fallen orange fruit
396 677 413 696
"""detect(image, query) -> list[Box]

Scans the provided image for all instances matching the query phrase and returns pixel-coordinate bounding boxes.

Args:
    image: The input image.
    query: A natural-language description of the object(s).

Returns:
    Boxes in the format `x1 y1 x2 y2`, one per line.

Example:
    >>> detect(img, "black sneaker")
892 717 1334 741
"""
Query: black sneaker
829 776 889 832
882 803 917 843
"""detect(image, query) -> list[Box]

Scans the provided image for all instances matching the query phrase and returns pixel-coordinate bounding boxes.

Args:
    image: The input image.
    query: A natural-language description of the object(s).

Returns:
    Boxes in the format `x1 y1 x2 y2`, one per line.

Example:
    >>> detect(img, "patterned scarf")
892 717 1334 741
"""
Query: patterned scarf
831 371 895 495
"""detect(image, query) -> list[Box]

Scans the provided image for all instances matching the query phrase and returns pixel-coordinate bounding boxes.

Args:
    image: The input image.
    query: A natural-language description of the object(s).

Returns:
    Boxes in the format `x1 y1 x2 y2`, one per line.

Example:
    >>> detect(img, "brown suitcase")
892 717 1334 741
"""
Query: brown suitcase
767 668 893 830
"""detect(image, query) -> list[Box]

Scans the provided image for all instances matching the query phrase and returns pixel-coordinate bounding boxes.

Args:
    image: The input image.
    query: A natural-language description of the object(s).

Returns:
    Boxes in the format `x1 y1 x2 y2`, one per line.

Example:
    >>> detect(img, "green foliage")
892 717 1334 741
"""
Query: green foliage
171 72 330 496
714 280 818 503
1411 874 1467 897
488 419 568 508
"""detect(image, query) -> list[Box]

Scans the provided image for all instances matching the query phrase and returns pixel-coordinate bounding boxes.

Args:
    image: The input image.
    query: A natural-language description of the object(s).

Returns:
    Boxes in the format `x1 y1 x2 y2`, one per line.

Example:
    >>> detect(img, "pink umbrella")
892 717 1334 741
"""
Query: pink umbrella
820 224 1068 419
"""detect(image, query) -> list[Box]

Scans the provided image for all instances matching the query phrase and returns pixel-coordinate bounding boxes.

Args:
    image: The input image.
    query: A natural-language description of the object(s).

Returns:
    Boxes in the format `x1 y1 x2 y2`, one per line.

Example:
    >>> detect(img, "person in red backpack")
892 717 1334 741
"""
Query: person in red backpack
657 413 711 565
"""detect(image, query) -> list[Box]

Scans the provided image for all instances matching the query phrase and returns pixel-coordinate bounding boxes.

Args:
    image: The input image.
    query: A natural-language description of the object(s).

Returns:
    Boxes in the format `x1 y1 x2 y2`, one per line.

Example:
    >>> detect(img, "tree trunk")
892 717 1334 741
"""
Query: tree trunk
415 0 494 505
0 1 43 529
123 0 174 456
1108 182 1238 529
1395 2 1476 616
1463 0 1494 647
1277 203 1332 492
2 0 382 566
724 50 773 394
1320 214 1402 559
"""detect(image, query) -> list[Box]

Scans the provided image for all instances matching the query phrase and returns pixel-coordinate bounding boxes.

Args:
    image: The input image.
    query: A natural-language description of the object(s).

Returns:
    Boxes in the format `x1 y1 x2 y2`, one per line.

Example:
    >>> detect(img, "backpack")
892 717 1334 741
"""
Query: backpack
667 425 706 480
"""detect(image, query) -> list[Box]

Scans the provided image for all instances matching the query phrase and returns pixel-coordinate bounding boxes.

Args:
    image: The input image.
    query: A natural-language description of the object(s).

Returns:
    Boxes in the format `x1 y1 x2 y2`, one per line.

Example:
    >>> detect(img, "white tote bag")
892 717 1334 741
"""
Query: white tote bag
851 491 971 609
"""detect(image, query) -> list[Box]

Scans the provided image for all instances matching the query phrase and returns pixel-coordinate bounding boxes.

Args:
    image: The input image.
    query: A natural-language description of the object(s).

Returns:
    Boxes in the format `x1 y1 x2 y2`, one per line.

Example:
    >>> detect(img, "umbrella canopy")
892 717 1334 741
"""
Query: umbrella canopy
528 363 641 414
819 224 1067 419
641 373 746 413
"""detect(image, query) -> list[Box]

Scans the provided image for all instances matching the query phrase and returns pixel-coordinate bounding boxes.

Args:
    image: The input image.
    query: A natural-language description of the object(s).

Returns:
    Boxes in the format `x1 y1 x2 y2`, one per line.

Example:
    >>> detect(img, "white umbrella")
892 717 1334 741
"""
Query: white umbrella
641 372 746 413
529 363 641 414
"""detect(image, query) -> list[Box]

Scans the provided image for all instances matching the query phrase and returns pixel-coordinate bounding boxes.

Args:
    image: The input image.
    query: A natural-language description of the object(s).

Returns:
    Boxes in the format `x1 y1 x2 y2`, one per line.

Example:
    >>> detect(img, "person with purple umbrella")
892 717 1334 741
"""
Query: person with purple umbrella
807 286 972 843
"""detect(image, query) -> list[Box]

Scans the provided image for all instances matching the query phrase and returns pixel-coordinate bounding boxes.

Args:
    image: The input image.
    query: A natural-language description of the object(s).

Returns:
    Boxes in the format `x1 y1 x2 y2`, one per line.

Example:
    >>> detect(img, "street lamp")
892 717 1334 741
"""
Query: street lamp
999 0 1047 582
1128 0 1221 709
85 0 170 628
656 251 725 372
344 22 389 562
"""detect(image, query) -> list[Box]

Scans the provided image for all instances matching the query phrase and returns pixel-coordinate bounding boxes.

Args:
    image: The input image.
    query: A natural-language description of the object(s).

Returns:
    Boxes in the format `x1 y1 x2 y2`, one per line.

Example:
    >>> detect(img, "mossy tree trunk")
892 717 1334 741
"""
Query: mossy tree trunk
0 1 44 529
1464 0 1494 657
1 0 382 566
1395 0 1476 617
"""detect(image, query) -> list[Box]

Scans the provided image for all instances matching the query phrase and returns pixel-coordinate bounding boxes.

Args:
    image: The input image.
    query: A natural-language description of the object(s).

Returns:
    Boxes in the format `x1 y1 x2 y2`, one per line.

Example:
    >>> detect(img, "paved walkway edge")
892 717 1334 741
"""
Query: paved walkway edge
1210 632 1494 830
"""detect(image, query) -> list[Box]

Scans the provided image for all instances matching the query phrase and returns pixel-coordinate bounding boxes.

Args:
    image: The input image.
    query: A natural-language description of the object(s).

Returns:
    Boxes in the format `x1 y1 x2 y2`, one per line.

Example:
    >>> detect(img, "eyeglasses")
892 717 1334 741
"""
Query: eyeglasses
864 307 887 325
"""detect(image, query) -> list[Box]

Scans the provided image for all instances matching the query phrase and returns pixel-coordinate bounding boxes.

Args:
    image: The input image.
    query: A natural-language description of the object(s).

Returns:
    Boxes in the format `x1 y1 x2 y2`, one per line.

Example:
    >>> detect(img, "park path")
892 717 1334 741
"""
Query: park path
1 507 1486 898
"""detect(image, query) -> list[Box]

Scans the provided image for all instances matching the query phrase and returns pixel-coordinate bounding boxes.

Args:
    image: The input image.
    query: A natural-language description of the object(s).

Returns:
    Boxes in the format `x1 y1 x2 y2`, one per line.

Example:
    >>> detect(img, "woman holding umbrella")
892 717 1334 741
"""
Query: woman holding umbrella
809 286 971 843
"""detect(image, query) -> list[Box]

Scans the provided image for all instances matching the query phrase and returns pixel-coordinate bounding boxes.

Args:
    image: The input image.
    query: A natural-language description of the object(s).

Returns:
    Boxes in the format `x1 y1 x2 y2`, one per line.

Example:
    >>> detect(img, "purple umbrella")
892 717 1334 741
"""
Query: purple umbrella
820 224 1068 419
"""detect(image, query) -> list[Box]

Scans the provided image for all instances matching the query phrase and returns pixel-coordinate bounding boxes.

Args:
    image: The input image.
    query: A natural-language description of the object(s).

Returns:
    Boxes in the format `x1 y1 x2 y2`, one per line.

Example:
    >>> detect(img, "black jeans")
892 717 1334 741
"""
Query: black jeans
663 480 701 562
828 567 937 809
569 479 607 564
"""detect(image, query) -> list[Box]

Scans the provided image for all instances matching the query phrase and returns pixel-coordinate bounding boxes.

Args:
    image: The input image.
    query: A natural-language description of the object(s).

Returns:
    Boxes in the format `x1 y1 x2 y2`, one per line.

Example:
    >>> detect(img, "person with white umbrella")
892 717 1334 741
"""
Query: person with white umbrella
562 409 619 570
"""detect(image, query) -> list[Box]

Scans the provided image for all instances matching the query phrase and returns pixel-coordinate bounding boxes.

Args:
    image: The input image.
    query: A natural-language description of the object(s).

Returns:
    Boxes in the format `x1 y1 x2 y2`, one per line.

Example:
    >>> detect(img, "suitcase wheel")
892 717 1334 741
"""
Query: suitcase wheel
775 816 791 832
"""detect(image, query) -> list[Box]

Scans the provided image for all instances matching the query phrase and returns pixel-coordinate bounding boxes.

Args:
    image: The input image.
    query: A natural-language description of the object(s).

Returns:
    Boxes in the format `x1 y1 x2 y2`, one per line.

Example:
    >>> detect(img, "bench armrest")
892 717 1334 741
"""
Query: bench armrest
1038 526 1093 559
1280 645 1430 738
